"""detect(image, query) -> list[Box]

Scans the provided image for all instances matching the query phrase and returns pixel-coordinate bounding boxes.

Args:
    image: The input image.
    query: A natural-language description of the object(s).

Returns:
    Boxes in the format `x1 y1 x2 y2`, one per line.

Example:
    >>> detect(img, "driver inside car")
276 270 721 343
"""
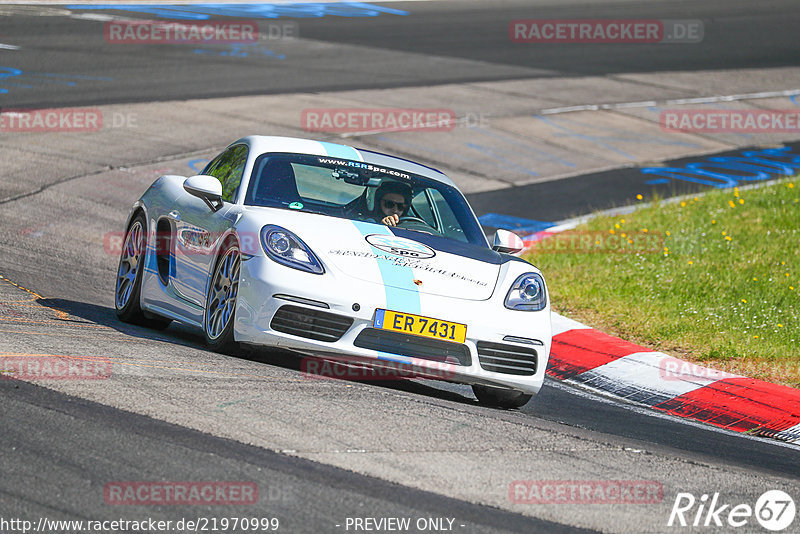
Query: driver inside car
372 181 413 226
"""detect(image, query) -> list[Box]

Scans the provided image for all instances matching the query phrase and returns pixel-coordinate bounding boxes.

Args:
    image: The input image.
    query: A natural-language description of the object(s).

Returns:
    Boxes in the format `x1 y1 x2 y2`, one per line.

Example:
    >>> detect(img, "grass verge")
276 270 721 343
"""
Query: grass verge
524 178 800 388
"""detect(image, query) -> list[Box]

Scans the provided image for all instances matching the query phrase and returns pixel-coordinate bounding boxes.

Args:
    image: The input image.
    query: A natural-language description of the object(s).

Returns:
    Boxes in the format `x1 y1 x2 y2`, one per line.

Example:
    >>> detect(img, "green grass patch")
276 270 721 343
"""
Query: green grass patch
525 179 800 388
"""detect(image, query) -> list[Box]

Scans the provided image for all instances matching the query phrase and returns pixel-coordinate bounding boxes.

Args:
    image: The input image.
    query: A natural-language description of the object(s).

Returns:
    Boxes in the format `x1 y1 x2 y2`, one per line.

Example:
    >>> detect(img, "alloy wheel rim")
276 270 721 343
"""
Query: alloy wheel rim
115 221 143 309
206 247 240 340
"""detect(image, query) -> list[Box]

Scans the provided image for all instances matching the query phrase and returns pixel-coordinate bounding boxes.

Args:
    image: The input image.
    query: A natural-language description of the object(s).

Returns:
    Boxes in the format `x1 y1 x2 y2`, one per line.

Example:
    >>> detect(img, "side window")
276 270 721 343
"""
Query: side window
202 145 248 203
411 190 437 229
429 189 467 242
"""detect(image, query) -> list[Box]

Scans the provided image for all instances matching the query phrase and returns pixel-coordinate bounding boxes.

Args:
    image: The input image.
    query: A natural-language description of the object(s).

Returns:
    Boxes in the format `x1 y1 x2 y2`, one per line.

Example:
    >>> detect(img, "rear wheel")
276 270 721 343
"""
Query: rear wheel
472 384 532 409
204 241 241 354
115 212 172 330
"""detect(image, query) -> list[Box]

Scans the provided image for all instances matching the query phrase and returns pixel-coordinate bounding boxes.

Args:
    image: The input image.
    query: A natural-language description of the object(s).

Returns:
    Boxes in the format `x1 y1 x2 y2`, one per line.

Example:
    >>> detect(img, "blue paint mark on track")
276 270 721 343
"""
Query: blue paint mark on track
641 146 800 188
66 3 409 20
26 72 113 81
193 45 286 59
478 213 553 233
187 159 208 173
0 67 112 95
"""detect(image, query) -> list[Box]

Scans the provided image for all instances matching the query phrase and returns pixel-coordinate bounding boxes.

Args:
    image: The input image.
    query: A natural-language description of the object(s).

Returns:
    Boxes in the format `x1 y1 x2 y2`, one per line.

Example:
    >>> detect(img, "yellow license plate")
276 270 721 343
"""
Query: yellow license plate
374 309 467 344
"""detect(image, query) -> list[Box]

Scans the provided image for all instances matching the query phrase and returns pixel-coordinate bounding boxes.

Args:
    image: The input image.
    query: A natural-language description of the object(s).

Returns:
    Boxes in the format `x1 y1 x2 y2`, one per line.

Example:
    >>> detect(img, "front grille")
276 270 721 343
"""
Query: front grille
477 341 537 375
270 305 353 342
354 328 471 366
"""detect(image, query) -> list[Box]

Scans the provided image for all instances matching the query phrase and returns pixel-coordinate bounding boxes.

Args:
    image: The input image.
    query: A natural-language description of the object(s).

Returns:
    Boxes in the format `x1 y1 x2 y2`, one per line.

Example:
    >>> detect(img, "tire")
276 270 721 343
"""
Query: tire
115 212 172 330
204 241 241 354
472 384 532 409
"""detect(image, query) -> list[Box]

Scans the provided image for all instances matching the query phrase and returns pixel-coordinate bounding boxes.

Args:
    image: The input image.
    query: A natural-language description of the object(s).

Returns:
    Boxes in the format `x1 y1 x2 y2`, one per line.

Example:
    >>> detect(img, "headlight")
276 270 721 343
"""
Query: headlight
505 273 547 311
260 225 324 274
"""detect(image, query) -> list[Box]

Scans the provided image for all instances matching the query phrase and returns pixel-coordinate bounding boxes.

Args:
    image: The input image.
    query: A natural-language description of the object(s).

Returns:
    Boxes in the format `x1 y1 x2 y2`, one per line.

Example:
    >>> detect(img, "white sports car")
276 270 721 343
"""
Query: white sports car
115 136 551 408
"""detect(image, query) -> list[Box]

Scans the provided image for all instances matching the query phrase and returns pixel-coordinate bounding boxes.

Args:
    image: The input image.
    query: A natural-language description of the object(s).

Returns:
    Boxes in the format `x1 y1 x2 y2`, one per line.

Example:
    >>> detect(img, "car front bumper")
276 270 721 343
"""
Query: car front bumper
234 255 552 395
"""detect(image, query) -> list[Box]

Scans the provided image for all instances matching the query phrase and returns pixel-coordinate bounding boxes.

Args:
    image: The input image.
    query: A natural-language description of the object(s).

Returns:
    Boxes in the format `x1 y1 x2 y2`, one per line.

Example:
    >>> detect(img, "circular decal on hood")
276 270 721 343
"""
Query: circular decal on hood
365 234 435 259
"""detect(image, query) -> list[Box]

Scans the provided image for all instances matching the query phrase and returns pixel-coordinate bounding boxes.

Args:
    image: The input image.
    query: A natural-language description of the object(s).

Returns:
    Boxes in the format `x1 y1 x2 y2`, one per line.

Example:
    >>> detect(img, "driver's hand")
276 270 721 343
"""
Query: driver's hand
382 214 400 226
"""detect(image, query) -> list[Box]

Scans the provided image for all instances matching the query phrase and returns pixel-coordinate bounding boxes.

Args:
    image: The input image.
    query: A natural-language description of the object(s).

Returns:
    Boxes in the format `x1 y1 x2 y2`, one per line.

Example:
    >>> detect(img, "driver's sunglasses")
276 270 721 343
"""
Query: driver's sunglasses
382 199 407 211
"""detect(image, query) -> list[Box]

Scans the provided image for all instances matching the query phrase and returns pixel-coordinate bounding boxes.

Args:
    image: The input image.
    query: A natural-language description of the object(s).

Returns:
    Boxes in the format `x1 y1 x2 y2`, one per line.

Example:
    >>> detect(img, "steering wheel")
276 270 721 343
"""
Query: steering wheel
397 216 428 225
397 216 440 235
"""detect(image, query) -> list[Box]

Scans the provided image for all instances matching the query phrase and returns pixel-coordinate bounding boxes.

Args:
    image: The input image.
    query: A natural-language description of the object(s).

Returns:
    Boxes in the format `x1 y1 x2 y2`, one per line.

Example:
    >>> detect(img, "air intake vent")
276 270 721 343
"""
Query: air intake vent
270 305 353 342
477 341 537 375
354 329 471 366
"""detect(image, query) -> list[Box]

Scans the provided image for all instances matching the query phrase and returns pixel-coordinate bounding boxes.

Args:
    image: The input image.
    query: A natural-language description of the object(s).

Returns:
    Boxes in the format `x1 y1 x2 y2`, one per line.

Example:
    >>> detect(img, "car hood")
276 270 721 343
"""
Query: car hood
247 209 502 301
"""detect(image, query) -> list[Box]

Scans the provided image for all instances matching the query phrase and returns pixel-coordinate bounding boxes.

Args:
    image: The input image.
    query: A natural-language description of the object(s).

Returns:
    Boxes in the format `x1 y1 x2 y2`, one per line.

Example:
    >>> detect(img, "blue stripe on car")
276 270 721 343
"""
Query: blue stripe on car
318 141 363 161
322 141 424 365
352 222 421 316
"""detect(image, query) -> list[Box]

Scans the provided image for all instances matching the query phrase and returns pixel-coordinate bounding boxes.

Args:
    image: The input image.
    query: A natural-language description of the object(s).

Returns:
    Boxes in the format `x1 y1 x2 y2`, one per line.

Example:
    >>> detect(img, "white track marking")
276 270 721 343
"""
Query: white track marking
548 378 800 449
551 312 591 336
581 351 737 400
0 43 19 50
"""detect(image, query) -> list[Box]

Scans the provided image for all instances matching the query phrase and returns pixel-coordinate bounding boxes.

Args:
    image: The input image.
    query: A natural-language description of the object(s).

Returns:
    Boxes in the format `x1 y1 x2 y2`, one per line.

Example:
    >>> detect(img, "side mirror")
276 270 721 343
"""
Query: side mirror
492 229 524 254
183 175 223 210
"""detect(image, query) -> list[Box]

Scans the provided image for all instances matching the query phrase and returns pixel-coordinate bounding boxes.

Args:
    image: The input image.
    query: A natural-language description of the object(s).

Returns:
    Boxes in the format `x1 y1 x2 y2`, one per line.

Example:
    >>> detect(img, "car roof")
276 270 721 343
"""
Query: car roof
234 135 455 187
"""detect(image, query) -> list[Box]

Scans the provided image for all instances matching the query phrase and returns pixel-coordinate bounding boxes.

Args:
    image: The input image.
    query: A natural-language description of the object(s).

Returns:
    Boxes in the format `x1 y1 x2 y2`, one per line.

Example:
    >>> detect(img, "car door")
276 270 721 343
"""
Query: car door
171 144 248 306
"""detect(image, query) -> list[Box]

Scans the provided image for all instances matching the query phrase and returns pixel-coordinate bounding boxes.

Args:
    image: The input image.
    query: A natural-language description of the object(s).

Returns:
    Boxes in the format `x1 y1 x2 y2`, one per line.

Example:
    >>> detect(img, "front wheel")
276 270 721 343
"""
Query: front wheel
204 242 241 353
472 384 532 409
115 212 172 330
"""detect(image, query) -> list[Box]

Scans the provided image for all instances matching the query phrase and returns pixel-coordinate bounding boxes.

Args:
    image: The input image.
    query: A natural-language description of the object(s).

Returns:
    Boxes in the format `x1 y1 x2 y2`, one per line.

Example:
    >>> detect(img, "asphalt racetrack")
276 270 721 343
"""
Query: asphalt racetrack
1 1 799 533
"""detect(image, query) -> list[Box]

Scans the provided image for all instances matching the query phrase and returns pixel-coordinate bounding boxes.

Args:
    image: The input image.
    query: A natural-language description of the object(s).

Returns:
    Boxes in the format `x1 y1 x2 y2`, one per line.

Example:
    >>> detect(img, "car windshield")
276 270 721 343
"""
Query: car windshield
244 153 487 246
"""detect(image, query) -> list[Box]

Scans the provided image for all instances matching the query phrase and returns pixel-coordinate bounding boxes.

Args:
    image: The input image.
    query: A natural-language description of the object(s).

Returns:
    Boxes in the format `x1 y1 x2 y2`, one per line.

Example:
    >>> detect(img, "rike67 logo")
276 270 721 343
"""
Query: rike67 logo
668 490 795 531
